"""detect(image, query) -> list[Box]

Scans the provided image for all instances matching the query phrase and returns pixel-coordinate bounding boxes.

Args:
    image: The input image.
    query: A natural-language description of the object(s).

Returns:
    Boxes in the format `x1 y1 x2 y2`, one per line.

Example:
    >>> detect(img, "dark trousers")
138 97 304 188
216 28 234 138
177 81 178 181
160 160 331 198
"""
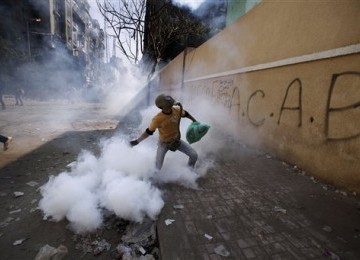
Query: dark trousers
15 94 23 106
0 95 5 109
0 135 8 144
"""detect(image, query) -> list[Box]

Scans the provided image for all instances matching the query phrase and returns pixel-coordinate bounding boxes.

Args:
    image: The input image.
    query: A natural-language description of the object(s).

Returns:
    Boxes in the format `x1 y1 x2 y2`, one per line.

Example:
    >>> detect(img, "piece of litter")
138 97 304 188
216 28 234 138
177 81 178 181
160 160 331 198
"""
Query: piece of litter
204 234 213 240
165 219 175 226
14 192 24 198
206 215 213 219
9 209 21 214
13 238 26 246
26 181 39 187
66 161 77 168
173 205 184 209
323 226 332 232
273 206 287 214
137 246 146 255
214 244 230 257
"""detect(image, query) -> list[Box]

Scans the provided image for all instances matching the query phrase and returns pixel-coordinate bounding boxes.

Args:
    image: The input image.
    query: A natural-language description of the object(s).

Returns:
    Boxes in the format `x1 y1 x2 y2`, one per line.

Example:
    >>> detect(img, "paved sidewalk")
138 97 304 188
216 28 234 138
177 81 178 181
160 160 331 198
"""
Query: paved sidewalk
156 141 360 259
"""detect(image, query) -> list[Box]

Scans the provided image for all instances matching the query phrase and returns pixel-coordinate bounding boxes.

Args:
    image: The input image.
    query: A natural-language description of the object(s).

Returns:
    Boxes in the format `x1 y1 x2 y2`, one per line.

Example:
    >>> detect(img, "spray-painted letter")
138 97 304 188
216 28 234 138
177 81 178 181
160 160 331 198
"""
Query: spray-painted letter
277 78 302 127
247 90 265 126
325 72 360 141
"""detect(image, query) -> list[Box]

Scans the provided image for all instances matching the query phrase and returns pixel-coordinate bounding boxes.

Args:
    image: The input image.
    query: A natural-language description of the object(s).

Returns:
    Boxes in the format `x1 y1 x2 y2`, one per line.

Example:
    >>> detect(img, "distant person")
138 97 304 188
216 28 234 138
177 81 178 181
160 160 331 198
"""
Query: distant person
0 79 5 110
0 135 13 151
15 87 24 106
130 94 198 172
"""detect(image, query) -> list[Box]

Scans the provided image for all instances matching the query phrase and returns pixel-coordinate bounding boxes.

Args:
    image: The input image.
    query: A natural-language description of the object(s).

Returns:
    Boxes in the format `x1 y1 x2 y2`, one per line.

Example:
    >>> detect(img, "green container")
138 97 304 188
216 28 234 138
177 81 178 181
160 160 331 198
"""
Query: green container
186 122 210 144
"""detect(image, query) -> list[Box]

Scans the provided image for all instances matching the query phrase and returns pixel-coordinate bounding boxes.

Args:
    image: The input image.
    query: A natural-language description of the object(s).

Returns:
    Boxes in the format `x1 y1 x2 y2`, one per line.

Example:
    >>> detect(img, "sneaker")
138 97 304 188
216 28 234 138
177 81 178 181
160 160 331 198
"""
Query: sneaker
4 136 13 151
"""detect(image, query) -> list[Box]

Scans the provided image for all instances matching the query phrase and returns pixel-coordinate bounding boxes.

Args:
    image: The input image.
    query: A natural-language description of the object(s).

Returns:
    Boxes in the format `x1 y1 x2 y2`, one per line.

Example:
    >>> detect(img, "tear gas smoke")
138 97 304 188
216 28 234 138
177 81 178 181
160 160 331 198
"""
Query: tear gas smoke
33 0 239 234
172 0 206 10
39 115 214 234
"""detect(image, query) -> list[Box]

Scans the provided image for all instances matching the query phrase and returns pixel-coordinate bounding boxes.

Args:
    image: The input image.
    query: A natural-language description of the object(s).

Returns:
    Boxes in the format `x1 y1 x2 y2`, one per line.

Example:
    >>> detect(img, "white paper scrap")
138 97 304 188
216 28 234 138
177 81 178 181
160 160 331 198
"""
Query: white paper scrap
204 233 213 240
165 219 175 226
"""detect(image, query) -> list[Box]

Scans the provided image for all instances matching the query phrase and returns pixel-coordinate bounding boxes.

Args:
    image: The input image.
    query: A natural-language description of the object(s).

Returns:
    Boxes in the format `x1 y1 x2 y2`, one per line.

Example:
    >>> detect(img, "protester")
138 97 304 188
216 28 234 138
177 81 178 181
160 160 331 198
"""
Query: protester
0 135 13 151
15 87 24 106
0 79 5 110
130 94 198 172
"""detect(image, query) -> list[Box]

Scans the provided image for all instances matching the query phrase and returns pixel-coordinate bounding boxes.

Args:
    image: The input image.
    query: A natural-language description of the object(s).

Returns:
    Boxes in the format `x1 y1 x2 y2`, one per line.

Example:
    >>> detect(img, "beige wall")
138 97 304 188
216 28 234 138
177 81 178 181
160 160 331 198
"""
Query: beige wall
157 0 360 192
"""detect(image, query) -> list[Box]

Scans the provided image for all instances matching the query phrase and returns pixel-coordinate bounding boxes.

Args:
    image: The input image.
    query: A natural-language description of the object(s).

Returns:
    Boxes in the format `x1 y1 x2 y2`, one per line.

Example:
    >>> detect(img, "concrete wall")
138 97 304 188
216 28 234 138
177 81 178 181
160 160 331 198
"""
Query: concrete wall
156 0 360 192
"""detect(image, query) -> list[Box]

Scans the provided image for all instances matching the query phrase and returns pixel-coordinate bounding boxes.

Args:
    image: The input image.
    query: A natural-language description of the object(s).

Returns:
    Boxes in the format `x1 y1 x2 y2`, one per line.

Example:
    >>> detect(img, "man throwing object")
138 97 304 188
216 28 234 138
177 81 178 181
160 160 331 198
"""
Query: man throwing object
130 94 198 171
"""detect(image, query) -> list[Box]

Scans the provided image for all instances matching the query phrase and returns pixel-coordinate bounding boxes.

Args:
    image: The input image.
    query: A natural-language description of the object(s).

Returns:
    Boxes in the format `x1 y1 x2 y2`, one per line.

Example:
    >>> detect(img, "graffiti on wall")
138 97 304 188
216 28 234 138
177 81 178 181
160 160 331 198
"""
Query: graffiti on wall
325 71 360 141
188 71 360 142
277 78 302 127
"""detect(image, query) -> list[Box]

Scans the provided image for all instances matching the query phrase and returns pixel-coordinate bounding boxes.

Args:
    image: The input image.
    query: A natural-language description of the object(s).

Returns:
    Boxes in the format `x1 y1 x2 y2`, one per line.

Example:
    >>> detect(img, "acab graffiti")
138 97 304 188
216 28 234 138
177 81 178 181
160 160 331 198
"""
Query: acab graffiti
188 71 360 142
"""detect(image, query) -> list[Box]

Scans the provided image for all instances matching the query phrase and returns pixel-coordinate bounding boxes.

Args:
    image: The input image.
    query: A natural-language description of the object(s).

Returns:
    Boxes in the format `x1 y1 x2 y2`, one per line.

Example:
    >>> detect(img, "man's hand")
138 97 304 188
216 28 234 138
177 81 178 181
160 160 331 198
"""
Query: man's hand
130 140 139 146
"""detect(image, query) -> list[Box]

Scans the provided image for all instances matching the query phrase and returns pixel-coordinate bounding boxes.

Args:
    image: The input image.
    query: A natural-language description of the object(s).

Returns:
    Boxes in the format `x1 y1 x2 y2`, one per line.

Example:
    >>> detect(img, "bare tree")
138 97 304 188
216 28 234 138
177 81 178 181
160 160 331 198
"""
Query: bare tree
96 0 208 76
146 1 207 65
96 0 146 65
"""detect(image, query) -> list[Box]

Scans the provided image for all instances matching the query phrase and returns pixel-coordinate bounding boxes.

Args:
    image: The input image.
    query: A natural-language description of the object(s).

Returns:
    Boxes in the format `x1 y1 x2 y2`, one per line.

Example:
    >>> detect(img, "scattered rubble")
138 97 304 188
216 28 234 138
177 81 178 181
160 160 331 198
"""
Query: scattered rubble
34 244 68 260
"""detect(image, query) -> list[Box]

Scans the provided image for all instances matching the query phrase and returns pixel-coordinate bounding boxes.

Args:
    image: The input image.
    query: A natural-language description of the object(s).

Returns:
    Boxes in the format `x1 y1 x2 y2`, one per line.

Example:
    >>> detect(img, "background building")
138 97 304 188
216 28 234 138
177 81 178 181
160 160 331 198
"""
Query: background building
0 0 105 99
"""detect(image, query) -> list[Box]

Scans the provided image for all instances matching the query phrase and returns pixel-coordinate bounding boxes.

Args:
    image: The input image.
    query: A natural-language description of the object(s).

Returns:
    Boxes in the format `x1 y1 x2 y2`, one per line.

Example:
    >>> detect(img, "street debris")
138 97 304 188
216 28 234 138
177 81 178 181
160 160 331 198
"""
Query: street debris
34 244 68 260
136 245 146 255
13 191 24 198
66 161 77 168
165 219 175 226
0 217 14 228
273 206 287 214
323 226 333 232
92 239 111 255
13 238 27 246
121 219 156 247
214 244 230 257
335 190 348 197
173 204 184 209
204 233 213 240
71 217 158 258
9 209 21 214
26 181 39 187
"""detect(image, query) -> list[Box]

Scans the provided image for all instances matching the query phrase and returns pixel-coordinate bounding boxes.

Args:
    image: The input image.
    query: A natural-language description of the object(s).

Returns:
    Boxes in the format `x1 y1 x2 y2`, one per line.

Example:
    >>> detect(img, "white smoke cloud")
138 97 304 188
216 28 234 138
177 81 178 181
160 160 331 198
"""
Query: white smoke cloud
38 118 215 233
173 0 205 10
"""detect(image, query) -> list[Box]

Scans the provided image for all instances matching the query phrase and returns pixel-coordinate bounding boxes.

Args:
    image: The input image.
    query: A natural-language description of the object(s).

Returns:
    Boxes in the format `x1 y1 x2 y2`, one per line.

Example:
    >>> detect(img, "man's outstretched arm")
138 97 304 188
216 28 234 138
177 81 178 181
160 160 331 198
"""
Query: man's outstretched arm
130 128 154 146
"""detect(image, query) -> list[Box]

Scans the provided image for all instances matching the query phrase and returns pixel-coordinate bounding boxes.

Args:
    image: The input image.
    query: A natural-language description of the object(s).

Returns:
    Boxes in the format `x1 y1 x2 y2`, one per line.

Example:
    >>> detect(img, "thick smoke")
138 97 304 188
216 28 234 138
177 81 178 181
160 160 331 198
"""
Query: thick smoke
36 0 237 235
38 105 216 233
